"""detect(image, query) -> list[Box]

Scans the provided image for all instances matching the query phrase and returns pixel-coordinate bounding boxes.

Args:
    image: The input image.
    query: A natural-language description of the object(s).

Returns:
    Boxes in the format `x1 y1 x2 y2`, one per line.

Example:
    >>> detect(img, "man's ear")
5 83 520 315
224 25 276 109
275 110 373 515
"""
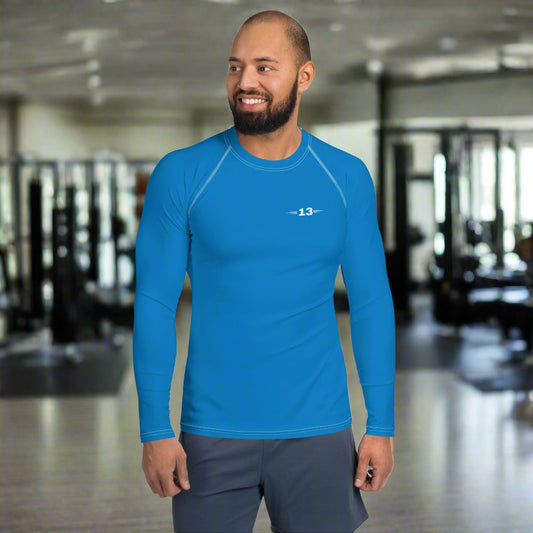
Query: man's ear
298 60 315 93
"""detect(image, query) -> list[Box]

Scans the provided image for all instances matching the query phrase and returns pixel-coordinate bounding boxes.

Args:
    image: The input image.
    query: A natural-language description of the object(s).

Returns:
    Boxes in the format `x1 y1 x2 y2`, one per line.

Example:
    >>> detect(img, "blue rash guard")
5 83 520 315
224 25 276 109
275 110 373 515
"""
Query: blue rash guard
133 126 396 443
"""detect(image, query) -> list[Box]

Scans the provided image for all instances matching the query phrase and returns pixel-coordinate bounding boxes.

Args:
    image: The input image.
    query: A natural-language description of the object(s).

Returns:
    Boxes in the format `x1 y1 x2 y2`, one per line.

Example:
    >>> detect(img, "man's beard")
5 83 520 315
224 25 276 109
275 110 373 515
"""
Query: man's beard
229 77 298 135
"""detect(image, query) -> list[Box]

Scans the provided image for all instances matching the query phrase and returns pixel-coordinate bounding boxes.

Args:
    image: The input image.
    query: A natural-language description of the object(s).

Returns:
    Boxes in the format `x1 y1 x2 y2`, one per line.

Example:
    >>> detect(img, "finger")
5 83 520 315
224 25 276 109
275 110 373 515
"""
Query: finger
369 467 386 491
161 474 181 498
150 478 164 497
360 480 371 492
172 466 182 493
173 476 182 493
369 462 395 492
175 457 191 491
145 474 164 497
358 465 375 492
354 455 371 488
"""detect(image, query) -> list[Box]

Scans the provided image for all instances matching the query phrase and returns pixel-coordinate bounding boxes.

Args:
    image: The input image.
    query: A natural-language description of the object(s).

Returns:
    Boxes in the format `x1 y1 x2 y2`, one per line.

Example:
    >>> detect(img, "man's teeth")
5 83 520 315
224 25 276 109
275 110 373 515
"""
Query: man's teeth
241 97 266 104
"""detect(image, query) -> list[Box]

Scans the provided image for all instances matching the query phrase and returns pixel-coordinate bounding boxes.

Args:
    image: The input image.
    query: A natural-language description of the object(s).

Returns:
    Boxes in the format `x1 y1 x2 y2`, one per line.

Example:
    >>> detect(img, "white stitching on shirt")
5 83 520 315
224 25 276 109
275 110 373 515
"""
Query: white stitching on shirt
181 416 352 435
309 146 347 208
187 145 231 217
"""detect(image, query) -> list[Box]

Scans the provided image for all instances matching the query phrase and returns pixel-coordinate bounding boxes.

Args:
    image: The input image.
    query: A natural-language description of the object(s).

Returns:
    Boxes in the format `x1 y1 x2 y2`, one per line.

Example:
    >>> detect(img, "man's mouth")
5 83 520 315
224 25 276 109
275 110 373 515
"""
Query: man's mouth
236 94 269 109
240 96 267 104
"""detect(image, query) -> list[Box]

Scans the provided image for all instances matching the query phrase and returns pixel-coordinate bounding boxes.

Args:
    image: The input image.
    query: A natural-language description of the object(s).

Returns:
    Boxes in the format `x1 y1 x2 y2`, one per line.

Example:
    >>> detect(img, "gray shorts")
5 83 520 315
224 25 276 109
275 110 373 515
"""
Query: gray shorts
172 426 368 533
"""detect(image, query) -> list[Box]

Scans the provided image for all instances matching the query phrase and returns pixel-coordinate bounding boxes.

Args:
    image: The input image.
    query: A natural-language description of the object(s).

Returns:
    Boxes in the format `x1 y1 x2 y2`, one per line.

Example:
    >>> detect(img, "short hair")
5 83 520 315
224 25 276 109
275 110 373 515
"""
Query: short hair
241 10 311 67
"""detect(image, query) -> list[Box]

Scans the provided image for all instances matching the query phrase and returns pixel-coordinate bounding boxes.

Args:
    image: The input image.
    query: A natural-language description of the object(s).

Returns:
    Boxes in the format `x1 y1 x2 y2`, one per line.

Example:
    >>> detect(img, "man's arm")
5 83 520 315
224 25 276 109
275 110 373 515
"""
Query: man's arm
133 152 189 443
339 158 396 491
133 153 192 498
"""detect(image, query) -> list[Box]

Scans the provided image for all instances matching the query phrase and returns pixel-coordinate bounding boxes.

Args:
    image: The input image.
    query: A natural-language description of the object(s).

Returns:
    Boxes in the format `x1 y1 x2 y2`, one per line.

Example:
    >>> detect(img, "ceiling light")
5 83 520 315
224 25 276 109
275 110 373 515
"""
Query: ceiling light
88 74 102 89
503 7 519 16
503 42 533 54
364 37 397 53
500 55 530 69
65 29 118 54
329 23 344 32
439 37 457 51
409 55 496 79
86 59 100 72
366 59 384 77
410 60 451 79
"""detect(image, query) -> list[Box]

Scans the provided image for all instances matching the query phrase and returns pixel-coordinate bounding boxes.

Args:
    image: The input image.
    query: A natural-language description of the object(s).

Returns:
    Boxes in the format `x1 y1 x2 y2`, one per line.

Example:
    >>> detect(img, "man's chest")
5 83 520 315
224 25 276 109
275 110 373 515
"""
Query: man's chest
188 161 347 264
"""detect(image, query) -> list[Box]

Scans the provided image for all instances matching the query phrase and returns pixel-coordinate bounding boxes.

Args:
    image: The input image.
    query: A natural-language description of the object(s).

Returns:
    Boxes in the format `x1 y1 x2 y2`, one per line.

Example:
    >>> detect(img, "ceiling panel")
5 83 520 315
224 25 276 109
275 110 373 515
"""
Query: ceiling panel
0 0 532 109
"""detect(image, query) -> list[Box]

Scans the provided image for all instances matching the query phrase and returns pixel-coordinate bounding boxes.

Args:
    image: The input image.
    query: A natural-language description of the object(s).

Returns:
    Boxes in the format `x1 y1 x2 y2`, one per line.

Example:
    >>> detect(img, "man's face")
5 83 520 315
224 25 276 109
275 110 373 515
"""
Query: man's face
226 21 301 135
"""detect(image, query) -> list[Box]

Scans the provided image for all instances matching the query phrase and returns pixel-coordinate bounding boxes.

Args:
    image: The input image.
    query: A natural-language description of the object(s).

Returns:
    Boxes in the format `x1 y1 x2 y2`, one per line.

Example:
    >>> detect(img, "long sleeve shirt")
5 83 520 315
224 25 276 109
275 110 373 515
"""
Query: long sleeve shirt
133 126 396 443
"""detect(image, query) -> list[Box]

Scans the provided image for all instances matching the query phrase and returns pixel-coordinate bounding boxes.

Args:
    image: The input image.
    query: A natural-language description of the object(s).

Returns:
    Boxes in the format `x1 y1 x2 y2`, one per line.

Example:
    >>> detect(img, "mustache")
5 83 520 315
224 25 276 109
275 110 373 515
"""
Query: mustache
234 90 271 101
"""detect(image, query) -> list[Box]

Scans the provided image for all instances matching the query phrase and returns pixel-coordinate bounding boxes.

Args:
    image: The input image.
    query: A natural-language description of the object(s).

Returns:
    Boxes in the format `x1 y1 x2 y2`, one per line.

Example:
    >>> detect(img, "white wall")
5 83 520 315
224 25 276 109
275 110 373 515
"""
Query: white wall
0 101 202 160
0 103 239 162
311 120 377 177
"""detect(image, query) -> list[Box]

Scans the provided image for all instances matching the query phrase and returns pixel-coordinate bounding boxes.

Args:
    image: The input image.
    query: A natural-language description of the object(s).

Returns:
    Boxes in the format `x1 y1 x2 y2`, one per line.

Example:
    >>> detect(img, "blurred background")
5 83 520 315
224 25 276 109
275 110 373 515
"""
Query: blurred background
1 0 533 531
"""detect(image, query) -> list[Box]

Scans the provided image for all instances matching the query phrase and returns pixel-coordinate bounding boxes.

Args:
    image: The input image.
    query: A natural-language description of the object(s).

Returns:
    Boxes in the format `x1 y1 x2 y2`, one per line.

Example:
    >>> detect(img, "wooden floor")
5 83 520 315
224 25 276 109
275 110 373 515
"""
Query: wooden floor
1 292 533 532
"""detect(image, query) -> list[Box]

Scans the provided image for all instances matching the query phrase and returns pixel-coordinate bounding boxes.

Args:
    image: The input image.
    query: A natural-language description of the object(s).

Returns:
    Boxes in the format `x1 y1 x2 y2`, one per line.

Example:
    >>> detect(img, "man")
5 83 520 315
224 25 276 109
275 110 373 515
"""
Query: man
133 10 396 533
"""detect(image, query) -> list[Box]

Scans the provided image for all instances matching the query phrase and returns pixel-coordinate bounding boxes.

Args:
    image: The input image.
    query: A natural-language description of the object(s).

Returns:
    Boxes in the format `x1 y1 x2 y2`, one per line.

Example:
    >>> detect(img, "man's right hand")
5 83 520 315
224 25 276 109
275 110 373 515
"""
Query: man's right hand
142 437 190 498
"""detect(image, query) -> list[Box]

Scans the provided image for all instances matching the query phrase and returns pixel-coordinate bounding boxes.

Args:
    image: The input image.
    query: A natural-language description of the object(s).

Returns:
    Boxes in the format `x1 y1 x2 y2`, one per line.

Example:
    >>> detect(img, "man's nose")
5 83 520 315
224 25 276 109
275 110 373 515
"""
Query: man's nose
237 66 259 91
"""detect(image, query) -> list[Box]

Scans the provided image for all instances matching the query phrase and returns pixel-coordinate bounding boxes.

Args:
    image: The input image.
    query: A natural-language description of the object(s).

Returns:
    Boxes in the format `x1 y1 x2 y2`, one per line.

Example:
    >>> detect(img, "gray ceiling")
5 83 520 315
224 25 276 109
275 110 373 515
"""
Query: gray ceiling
1 0 533 110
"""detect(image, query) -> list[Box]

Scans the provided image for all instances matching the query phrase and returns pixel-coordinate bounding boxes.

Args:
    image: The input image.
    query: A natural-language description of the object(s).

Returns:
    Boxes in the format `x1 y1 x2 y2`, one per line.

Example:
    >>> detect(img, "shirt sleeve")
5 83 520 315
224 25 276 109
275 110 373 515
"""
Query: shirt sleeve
132 152 190 443
340 158 396 437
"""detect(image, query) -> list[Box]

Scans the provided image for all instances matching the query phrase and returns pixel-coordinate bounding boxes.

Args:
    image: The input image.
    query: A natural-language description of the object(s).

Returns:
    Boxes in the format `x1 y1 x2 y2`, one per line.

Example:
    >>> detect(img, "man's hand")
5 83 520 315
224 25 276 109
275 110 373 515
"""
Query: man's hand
354 434 394 492
142 437 190 498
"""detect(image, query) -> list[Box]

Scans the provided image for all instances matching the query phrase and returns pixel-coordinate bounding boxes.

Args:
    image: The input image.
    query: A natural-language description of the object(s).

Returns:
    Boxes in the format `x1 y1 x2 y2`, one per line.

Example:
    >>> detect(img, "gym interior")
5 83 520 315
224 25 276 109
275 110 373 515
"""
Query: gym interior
1 1 533 531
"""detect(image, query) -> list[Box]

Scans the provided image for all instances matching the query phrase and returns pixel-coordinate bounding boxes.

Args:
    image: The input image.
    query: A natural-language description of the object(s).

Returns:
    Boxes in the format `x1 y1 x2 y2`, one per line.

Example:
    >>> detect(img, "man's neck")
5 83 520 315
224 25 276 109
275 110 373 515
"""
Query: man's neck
235 120 302 161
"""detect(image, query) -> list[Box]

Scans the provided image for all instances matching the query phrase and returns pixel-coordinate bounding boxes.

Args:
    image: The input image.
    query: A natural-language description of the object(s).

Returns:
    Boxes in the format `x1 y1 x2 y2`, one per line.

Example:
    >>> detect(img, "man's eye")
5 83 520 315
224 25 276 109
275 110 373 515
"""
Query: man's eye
259 66 272 72
229 65 240 72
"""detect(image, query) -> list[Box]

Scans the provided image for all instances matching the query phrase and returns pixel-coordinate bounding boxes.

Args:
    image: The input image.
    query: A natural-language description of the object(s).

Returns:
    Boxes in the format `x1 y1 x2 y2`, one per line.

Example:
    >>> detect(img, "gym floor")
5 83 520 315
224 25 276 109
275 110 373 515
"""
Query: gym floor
1 291 532 532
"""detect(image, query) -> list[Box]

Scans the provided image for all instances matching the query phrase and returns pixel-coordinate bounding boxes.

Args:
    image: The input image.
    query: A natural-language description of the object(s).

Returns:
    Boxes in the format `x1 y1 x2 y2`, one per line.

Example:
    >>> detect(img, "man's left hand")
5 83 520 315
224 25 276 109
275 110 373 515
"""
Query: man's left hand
354 434 394 492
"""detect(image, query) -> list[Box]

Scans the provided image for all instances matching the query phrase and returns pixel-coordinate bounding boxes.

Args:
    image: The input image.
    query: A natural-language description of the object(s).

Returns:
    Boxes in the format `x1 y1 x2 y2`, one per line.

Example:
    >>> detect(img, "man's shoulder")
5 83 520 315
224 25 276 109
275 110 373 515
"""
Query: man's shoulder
149 129 232 197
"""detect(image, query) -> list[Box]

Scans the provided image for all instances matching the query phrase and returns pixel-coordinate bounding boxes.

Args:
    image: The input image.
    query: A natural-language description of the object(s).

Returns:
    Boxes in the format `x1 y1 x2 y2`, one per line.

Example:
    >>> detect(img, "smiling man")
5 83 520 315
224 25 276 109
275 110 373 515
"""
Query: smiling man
133 10 396 533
